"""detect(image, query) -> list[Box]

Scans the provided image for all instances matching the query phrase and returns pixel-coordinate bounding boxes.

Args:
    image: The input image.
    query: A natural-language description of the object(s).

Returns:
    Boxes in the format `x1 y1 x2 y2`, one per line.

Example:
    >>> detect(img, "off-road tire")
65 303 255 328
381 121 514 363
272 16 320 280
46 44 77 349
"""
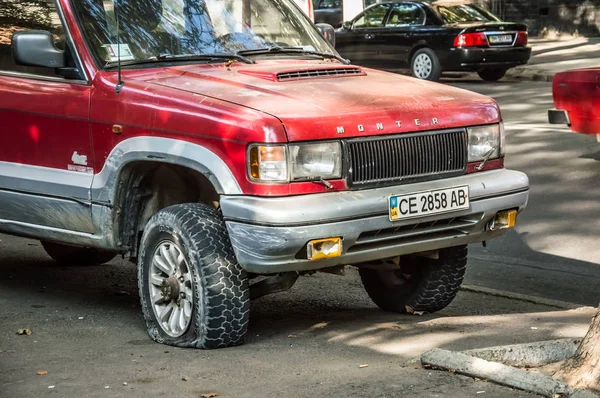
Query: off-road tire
138 203 250 349
477 68 508 81
41 241 116 266
410 48 442 81
359 245 467 314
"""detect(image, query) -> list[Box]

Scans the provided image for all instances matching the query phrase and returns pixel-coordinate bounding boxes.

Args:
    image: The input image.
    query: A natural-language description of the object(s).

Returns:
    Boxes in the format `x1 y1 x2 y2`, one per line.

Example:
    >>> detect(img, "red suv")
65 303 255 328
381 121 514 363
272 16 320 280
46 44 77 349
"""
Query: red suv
0 0 529 349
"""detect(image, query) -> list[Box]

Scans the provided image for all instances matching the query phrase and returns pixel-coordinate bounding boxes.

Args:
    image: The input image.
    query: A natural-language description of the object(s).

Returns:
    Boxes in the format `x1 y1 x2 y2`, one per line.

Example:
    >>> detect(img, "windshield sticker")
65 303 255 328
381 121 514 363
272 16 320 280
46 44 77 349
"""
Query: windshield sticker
301 45 316 52
102 44 136 62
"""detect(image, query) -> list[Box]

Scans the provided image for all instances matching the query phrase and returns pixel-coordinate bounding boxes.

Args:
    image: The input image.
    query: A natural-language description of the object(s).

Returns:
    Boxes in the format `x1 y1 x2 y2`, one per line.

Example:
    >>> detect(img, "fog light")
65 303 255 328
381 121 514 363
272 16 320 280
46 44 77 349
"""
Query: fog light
491 210 517 230
307 237 342 261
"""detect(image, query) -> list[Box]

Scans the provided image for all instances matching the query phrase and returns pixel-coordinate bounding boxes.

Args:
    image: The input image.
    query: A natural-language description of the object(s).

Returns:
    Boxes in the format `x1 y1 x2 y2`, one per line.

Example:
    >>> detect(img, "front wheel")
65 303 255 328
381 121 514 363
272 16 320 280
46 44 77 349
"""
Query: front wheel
477 68 508 81
410 48 442 81
358 246 467 314
138 203 250 349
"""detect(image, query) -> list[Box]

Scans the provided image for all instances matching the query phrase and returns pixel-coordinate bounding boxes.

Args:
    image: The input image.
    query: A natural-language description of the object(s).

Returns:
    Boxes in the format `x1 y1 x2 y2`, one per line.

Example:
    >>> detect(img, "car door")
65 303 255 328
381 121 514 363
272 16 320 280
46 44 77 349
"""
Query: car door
378 2 427 66
335 3 391 66
0 0 95 234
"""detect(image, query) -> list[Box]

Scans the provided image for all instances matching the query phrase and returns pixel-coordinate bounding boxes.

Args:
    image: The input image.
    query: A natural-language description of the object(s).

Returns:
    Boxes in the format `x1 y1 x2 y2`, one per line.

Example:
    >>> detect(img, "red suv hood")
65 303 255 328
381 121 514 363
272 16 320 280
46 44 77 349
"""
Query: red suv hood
140 61 500 141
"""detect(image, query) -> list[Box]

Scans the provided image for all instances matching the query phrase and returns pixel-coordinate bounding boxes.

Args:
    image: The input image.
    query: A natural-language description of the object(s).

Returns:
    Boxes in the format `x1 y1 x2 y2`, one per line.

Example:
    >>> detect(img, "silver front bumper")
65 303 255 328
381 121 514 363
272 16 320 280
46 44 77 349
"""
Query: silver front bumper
221 169 529 274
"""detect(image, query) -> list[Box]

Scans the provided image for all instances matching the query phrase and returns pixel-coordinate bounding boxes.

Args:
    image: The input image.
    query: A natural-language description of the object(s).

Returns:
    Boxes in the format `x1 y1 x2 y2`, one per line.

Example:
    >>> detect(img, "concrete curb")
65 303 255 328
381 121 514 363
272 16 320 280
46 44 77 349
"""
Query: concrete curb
462 338 581 367
506 67 555 82
421 348 598 397
460 285 587 310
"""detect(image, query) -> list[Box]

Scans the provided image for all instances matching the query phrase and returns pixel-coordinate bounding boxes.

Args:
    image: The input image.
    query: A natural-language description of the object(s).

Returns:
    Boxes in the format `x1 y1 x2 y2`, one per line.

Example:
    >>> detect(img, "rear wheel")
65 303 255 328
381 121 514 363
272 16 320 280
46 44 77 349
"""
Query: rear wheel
358 246 467 314
477 68 508 81
410 48 442 81
41 241 116 266
138 203 250 349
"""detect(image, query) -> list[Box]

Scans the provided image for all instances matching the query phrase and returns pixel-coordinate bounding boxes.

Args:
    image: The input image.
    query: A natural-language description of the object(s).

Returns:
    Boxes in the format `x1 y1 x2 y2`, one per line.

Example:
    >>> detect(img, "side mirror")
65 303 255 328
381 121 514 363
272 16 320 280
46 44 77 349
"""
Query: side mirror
12 30 66 69
315 23 336 47
342 21 352 30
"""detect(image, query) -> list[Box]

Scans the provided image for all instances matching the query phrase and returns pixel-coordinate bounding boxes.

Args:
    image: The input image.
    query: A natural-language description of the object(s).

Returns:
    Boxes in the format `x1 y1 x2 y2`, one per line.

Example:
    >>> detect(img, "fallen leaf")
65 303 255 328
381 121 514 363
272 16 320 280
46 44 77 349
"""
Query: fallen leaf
200 393 218 398
413 311 425 316
288 334 297 338
405 305 414 314
37 371 48 375
359 364 369 368
181 377 188 381
16 329 32 336
449 369 456 374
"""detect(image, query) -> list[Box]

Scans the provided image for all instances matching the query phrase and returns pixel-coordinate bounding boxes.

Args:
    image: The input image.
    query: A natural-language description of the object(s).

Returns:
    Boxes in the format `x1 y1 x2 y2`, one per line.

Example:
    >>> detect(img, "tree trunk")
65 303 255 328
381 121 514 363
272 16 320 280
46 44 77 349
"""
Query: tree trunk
555 306 600 392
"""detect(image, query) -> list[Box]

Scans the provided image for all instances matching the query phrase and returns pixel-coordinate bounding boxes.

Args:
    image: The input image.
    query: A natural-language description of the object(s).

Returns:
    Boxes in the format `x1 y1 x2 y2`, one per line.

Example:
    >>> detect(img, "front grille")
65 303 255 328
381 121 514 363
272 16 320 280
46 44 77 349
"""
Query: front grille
346 129 468 188
277 67 364 81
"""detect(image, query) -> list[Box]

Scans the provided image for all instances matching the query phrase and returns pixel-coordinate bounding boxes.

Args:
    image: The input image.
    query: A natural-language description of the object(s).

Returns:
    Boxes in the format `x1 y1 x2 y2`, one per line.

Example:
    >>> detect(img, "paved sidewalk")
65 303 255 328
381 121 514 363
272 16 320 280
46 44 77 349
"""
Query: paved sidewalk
507 37 600 81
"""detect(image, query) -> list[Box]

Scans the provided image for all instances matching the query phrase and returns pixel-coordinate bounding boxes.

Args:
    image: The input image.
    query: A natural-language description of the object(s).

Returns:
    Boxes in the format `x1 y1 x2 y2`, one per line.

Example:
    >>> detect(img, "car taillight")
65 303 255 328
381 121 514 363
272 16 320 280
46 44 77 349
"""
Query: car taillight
515 31 528 46
454 32 488 47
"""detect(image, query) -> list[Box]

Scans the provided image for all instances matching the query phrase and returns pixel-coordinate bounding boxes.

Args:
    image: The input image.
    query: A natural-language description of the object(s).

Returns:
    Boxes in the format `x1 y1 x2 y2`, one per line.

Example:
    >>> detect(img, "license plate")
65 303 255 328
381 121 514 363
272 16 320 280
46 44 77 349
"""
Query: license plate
389 186 470 221
489 34 513 44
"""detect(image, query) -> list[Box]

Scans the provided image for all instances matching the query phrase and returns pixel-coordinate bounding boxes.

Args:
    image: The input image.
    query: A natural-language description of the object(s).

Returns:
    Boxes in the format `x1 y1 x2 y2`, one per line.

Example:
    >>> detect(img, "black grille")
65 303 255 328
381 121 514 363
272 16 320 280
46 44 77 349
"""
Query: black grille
277 67 363 81
346 129 468 188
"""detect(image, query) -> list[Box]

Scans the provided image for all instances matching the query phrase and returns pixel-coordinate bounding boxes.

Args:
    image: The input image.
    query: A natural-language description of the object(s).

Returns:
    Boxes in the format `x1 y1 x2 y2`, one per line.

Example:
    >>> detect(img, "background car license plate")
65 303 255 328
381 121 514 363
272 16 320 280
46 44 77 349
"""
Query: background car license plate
489 34 513 44
389 186 469 221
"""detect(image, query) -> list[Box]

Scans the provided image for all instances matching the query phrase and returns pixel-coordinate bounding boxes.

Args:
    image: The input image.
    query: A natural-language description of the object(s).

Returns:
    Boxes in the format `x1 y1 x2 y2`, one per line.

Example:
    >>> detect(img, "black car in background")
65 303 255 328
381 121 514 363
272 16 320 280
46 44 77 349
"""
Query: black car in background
334 1 532 81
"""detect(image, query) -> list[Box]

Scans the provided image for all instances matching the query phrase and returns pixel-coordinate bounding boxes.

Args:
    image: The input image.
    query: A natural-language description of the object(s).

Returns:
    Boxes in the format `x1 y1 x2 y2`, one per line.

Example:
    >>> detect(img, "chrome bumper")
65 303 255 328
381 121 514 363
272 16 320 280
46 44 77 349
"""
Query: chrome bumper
221 169 529 274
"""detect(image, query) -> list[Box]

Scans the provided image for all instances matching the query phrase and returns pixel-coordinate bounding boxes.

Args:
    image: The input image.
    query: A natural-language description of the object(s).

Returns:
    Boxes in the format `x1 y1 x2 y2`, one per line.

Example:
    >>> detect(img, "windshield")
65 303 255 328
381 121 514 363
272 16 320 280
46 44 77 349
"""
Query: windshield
435 4 500 23
69 0 334 67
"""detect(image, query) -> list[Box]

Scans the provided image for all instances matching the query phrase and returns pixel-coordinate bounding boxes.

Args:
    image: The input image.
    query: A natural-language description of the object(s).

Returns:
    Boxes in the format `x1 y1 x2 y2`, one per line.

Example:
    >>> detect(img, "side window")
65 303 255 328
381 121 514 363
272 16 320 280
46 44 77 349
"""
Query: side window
353 4 390 29
386 3 425 27
0 0 67 77
318 0 341 9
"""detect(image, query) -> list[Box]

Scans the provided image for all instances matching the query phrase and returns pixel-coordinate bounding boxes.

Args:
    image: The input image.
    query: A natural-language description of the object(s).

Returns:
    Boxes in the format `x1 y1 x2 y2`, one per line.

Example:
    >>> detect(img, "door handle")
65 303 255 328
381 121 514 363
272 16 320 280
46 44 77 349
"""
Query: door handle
365 33 374 39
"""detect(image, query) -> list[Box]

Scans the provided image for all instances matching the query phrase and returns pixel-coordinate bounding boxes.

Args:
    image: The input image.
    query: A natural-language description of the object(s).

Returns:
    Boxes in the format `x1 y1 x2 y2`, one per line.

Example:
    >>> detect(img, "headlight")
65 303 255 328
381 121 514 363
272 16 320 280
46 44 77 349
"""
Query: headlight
249 145 288 182
290 142 342 181
248 142 342 182
467 123 503 162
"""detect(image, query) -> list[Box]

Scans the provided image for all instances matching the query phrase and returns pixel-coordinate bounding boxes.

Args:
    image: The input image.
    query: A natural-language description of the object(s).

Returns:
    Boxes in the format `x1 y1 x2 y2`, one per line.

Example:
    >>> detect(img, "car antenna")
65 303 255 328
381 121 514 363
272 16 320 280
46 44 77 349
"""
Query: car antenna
114 0 124 93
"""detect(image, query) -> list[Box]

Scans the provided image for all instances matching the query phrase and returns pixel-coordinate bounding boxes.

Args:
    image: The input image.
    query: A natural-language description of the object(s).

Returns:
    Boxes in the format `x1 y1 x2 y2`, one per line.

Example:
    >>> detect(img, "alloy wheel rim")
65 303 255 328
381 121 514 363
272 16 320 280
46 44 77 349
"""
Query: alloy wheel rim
413 53 433 79
149 241 194 337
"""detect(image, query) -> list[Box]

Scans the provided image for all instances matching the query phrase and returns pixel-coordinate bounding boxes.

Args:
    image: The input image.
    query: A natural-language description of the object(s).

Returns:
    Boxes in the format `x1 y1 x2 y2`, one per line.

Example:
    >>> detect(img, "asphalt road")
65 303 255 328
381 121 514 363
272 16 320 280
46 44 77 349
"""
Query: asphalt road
447 78 600 307
1 77 599 398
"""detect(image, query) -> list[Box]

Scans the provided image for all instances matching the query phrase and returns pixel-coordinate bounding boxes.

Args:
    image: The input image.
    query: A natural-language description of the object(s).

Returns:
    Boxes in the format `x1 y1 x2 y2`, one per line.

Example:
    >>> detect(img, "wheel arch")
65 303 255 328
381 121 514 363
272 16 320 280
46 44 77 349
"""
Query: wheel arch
91 137 241 258
408 42 432 64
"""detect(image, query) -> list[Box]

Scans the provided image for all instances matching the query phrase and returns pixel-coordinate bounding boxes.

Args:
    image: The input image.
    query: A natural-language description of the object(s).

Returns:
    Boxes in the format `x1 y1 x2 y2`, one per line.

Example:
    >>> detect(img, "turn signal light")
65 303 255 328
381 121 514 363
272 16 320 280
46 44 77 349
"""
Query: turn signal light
515 31 528 46
454 32 488 47
307 237 342 261
491 210 517 230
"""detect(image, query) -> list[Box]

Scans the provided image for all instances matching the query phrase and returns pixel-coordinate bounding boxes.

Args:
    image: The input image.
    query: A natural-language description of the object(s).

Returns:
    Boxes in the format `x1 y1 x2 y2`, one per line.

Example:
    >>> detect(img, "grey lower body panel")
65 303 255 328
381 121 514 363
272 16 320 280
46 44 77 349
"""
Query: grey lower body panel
222 169 530 274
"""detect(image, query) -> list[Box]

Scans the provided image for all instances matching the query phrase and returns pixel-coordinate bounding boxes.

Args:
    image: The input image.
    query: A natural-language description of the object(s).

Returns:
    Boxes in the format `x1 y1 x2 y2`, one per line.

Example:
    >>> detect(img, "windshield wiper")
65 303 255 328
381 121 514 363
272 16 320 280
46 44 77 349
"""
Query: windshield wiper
106 53 254 68
155 53 254 64
237 47 350 65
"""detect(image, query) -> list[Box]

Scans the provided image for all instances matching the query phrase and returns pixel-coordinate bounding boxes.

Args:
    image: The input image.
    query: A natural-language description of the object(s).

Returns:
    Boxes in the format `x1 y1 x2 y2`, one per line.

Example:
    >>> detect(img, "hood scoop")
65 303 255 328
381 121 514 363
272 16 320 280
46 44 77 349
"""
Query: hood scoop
238 66 365 82
277 67 365 81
